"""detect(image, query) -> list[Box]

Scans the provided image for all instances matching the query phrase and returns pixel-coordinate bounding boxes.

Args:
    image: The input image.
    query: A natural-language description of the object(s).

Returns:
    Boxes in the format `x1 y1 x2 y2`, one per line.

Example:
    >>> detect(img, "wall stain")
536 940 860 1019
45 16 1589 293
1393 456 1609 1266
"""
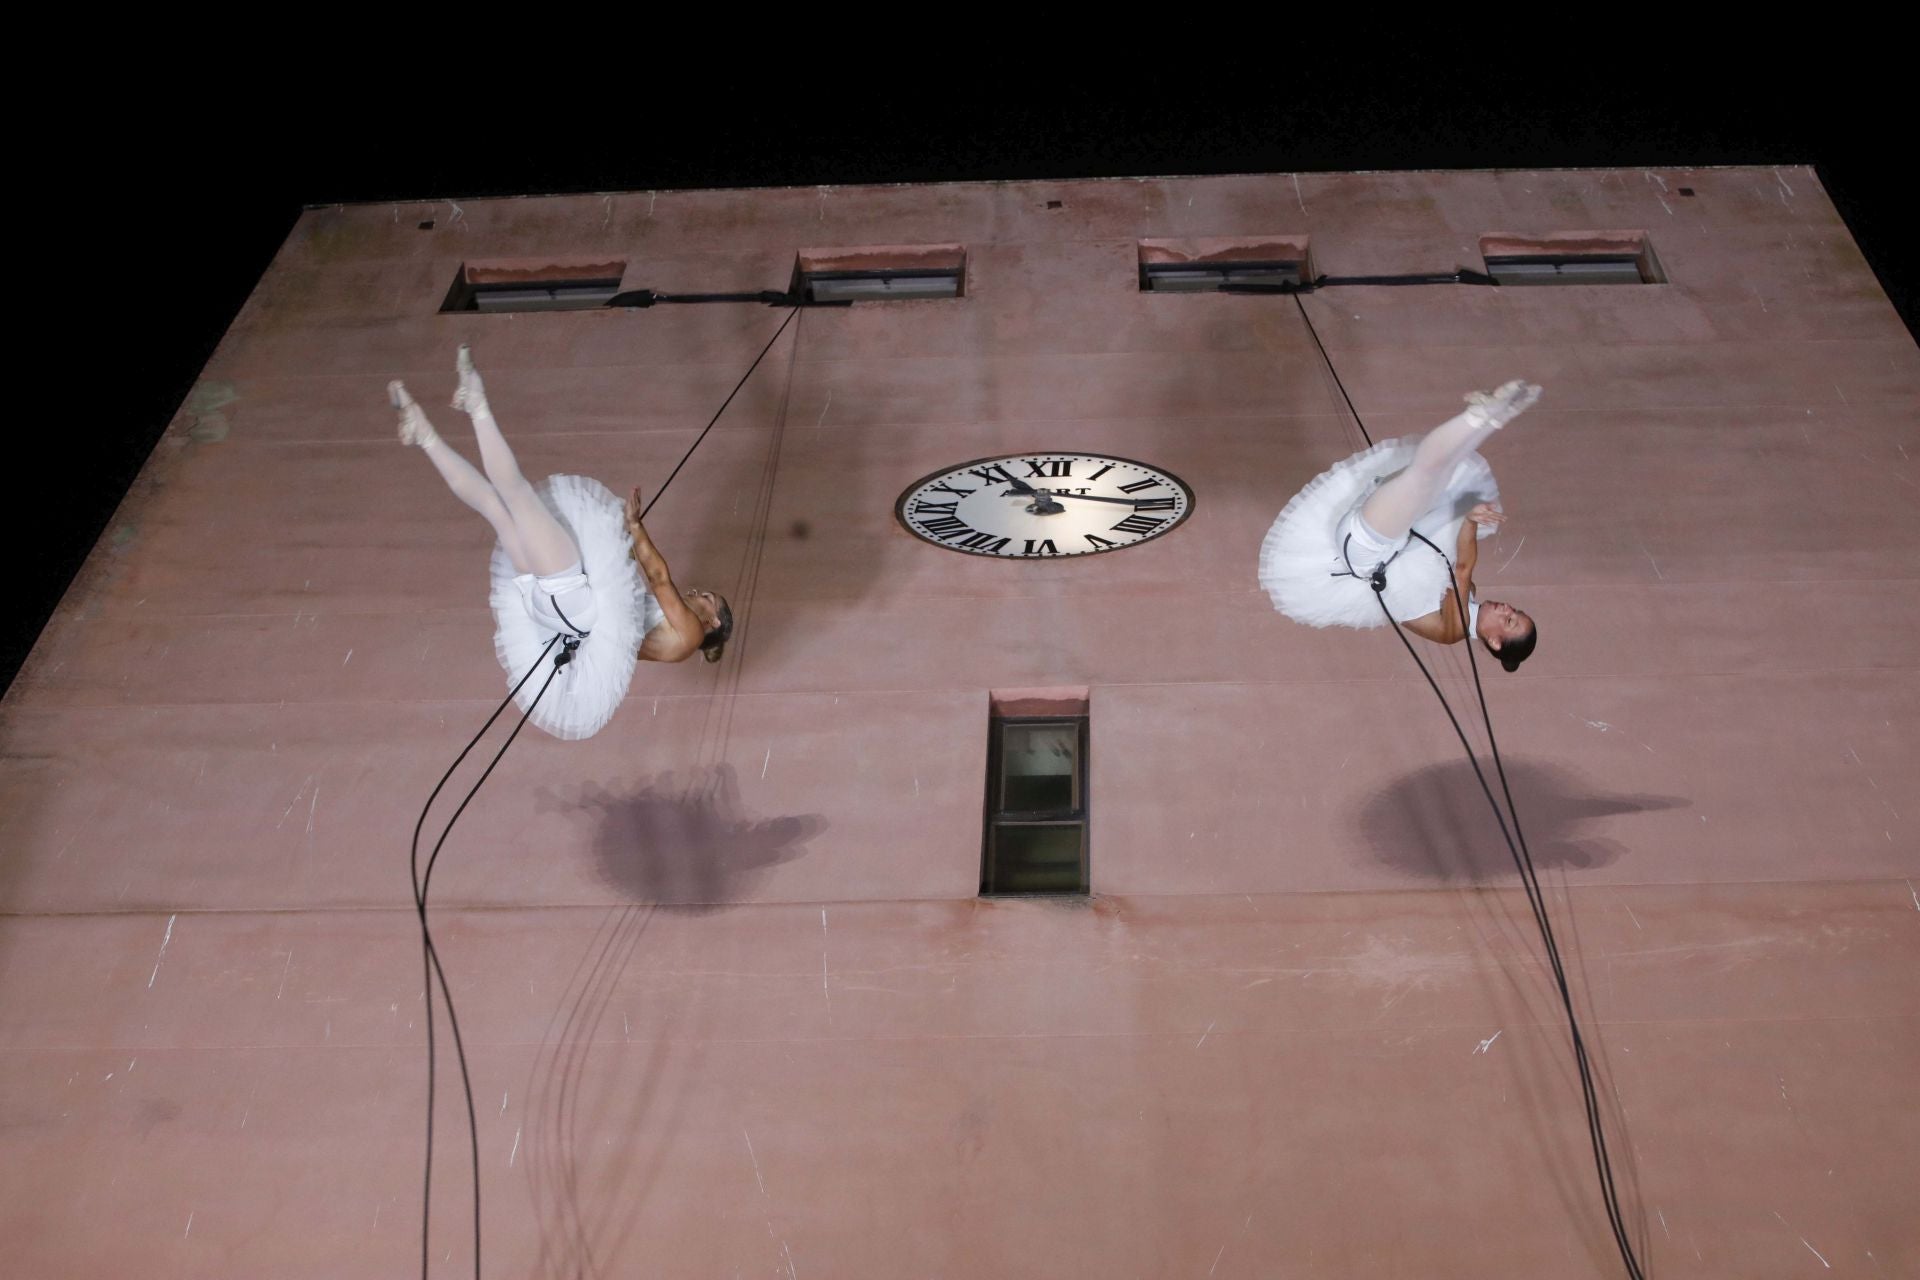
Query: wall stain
183 380 238 443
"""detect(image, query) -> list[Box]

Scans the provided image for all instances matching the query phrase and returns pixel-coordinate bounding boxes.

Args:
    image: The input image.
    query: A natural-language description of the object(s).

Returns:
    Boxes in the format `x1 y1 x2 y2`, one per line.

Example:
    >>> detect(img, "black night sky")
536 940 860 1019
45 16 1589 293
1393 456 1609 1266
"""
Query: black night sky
13 49 1911 691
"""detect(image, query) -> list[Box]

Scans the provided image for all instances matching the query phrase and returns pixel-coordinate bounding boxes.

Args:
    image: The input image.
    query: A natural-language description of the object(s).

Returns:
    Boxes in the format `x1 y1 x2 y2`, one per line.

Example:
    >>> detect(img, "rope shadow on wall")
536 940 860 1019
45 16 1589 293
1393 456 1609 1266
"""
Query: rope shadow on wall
516 767 825 1275
1354 753 1676 1273
522 902 669 1280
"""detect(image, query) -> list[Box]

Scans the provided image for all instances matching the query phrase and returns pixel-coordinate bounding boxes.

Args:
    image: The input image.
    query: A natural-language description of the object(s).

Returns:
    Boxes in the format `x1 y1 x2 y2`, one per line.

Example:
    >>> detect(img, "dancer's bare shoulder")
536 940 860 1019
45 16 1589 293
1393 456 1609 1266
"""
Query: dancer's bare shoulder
638 601 704 663
1402 590 1468 645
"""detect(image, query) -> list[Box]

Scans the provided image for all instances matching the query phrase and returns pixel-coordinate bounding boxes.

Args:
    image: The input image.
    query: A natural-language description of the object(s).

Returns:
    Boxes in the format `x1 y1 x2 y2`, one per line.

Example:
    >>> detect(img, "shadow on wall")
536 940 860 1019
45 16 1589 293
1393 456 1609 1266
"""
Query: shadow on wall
1360 758 1688 881
537 764 825 908
523 903 672 1280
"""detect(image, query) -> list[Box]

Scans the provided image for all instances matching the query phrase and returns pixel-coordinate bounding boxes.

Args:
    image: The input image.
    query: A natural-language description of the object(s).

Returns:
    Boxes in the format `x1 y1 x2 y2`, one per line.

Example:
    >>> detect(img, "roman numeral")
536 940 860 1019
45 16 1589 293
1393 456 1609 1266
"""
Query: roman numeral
911 499 959 517
1087 464 1113 480
918 515 972 539
967 464 1016 485
1133 497 1178 512
1022 539 1060 556
927 482 977 499
1117 478 1162 494
1023 459 1073 478
1084 534 1119 550
956 532 1011 553
1110 514 1168 536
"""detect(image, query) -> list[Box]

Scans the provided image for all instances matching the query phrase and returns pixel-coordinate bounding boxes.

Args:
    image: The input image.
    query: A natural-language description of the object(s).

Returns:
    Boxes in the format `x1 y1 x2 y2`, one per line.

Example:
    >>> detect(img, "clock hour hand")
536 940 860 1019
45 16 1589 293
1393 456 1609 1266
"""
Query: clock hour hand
991 475 1068 514
997 483 1152 514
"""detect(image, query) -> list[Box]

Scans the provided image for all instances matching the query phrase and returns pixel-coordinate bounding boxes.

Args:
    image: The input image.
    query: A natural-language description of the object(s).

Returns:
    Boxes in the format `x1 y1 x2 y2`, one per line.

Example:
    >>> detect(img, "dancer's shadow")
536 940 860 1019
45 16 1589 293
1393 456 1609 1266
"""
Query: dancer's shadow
537 764 825 908
1359 758 1688 881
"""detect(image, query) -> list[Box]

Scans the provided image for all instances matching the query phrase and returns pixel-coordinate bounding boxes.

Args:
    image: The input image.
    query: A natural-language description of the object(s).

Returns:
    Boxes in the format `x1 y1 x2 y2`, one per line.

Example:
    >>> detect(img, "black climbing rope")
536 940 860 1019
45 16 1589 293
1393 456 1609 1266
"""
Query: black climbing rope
412 304 801 1278
1309 295 1649 1280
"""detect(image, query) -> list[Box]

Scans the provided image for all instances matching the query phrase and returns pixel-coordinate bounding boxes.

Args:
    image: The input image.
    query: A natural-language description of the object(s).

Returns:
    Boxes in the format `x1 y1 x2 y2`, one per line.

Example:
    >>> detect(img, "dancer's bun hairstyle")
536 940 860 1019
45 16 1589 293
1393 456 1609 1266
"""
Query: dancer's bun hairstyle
1493 622 1537 674
699 597 734 664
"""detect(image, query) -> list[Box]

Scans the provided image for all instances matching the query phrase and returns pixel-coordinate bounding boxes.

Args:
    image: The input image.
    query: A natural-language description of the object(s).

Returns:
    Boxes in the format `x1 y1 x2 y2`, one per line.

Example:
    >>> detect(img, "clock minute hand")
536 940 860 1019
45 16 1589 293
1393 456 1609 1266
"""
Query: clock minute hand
1048 492 1157 506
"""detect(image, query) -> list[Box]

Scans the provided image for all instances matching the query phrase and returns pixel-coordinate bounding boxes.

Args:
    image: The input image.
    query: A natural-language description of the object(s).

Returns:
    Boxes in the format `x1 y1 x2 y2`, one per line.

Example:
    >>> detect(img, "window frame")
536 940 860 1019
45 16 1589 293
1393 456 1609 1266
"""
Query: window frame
1139 260 1304 293
981 714 1090 897
792 244 968 305
1481 254 1650 286
1478 232 1665 286
798 267 965 303
1137 236 1313 295
440 259 628 313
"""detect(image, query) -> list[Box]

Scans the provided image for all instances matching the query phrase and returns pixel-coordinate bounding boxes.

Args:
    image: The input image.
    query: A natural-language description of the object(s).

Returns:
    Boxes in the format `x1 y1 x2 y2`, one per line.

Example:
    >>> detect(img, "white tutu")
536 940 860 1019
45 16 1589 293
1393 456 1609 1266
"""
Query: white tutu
1258 436 1499 630
488 475 659 740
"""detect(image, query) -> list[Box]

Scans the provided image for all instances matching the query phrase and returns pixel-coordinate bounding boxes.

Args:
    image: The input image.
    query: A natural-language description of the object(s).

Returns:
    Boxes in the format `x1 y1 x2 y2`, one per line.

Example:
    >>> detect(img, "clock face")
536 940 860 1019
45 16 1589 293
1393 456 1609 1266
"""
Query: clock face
896 454 1194 557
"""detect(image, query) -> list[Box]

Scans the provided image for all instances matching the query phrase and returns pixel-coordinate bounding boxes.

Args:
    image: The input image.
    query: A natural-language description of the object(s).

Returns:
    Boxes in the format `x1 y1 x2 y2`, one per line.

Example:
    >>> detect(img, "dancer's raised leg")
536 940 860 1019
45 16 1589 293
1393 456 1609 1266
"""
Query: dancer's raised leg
451 345 579 574
1360 380 1540 539
391 380 532 570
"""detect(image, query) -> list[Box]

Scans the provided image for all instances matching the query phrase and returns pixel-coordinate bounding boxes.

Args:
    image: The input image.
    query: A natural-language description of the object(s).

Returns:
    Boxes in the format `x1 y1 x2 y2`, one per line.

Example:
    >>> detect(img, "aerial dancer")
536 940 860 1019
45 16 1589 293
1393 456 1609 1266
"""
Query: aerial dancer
390 345 733 739
1259 381 1542 670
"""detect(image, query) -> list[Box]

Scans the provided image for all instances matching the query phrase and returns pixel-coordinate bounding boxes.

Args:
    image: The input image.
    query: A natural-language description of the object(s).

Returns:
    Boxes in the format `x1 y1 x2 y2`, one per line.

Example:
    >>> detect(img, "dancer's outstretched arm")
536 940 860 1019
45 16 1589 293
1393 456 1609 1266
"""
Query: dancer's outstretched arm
1403 503 1504 644
624 487 707 661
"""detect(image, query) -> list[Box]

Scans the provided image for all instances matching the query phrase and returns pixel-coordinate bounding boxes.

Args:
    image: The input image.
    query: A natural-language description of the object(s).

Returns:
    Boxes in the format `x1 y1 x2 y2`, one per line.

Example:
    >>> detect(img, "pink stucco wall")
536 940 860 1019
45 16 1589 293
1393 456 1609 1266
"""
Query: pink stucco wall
2 168 1915 1277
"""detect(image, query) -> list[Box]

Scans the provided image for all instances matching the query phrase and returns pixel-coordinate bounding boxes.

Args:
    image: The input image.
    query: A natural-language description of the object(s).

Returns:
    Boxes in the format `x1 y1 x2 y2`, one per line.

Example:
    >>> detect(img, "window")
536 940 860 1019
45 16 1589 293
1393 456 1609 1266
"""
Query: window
803 269 963 302
1484 255 1645 285
982 698 1089 896
1480 232 1664 286
441 259 627 312
794 244 965 303
1142 261 1302 292
1138 236 1311 293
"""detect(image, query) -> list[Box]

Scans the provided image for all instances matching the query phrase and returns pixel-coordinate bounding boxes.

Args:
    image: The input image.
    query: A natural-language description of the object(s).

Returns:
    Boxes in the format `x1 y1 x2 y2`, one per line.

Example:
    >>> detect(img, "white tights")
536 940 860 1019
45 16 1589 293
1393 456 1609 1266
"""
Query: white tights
1358 382 1539 540
397 351 580 577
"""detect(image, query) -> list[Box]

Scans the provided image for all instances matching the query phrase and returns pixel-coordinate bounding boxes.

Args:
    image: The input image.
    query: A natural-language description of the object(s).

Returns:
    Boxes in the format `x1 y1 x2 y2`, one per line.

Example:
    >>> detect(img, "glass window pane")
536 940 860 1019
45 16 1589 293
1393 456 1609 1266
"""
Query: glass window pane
1553 260 1644 283
1223 266 1300 286
808 272 961 301
1487 256 1644 287
1001 722 1078 812
990 823 1085 893
1145 269 1223 292
472 281 620 312
1144 262 1299 292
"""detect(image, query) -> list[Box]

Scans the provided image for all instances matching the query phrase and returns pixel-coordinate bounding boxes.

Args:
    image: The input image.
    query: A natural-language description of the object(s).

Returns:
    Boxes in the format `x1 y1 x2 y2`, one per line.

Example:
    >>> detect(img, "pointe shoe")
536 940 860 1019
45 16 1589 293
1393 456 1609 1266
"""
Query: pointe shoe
1464 380 1543 428
450 343 488 415
390 380 438 447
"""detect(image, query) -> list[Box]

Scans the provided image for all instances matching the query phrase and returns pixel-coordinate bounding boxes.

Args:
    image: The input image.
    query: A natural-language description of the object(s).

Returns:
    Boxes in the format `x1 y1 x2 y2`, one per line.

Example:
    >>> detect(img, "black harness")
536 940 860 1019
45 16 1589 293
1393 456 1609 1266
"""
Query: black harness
1336 527 1451 597
547 596 590 667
